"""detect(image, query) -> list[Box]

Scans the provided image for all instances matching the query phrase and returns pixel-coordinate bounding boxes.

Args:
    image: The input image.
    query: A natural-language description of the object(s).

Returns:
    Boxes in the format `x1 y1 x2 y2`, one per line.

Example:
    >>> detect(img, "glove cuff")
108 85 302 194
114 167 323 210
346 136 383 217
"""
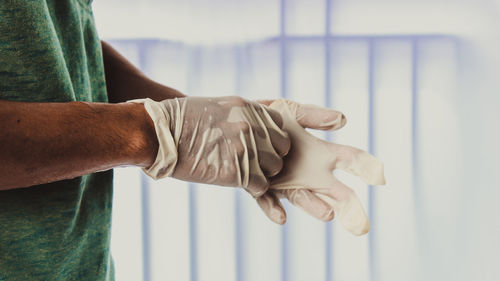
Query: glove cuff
127 98 178 179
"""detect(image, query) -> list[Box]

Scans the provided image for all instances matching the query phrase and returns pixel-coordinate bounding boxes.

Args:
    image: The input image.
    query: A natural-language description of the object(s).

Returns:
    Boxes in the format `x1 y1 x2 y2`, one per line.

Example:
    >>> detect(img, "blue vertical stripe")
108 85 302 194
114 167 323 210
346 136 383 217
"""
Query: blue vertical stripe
324 0 332 118
280 1 289 281
187 47 202 281
140 173 152 281
234 189 243 281
234 45 244 281
410 39 424 279
188 183 199 281
411 39 420 213
280 0 288 100
367 39 376 281
324 1 334 281
138 40 153 281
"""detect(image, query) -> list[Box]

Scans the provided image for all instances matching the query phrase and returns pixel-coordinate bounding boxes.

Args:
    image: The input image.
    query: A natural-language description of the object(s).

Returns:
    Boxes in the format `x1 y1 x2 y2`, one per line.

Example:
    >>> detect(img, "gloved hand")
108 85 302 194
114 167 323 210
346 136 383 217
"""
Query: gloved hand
129 96 290 198
255 99 385 236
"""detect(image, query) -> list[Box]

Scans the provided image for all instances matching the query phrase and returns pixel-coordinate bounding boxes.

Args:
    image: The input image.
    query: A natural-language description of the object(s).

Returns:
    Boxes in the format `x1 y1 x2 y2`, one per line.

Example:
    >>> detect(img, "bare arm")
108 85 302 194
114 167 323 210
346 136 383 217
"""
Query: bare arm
0 100 158 190
0 41 185 190
101 40 186 102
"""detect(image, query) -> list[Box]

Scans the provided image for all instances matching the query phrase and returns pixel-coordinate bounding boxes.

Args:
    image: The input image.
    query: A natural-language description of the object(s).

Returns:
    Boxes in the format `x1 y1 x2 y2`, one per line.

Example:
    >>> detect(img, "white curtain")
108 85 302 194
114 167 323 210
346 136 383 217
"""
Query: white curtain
93 1 500 281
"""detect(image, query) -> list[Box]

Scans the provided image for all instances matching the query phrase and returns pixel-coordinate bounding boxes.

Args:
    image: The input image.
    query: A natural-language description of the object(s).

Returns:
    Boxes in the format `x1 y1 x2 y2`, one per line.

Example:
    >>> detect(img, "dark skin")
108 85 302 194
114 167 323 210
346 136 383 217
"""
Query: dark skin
0 41 185 190
101 41 186 103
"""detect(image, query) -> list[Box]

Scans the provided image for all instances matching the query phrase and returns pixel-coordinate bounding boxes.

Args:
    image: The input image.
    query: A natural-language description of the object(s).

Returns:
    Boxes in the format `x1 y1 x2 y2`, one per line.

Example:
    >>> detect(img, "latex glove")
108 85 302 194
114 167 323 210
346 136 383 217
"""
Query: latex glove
256 99 385 235
129 96 290 197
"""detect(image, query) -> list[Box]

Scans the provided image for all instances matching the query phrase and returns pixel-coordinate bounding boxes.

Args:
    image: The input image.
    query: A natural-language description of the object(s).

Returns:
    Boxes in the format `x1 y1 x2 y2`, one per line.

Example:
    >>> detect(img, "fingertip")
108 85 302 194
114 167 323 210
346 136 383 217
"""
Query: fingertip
247 173 270 198
380 162 386 185
339 114 347 129
248 186 266 198
351 221 370 236
322 208 335 222
378 165 387 186
267 158 284 177
322 112 347 131
367 158 386 186
337 197 370 236
254 181 270 198
274 210 287 225
256 191 287 224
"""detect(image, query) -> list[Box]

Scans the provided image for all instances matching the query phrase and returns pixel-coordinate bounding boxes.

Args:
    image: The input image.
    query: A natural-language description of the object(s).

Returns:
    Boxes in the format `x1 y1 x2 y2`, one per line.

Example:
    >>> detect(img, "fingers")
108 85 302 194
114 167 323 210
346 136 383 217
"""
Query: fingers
295 103 347 131
246 103 288 176
277 189 335 221
217 120 280 194
313 178 370 236
256 191 287 224
267 99 347 131
240 128 270 197
329 143 386 185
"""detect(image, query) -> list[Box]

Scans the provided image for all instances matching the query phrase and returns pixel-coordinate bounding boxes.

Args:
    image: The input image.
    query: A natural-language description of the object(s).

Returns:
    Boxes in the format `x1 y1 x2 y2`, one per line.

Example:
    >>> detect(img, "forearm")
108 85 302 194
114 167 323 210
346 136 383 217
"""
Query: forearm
0 100 158 190
101 41 186 103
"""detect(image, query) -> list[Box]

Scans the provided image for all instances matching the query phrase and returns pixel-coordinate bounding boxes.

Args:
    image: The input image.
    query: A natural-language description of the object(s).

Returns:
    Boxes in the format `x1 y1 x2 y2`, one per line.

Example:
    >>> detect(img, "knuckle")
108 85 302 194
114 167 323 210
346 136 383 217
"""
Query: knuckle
268 157 283 177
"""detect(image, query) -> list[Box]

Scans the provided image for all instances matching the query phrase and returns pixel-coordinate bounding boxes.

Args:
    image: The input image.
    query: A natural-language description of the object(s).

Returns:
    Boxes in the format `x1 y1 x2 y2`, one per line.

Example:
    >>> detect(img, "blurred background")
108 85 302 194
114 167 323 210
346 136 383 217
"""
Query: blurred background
92 0 500 280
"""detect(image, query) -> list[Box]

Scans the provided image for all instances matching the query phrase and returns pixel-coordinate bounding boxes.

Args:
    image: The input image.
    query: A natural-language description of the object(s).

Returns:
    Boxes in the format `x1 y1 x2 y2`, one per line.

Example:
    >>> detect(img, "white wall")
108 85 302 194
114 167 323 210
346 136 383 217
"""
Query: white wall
94 1 500 280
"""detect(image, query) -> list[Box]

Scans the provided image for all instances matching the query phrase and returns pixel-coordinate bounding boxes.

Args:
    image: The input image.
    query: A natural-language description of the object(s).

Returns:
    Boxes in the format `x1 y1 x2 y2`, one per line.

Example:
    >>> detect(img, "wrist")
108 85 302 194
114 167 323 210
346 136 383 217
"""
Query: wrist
125 102 159 168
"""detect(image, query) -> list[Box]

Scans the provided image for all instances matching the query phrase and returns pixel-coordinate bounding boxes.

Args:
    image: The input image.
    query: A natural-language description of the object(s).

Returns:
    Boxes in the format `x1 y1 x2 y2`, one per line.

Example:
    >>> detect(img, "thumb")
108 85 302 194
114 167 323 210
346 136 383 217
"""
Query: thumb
261 99 347 131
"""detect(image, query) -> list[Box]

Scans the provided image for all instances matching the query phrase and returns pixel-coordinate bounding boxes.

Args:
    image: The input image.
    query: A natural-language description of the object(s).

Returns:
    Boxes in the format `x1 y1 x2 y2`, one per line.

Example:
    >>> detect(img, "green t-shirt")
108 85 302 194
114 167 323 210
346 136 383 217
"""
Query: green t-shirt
0 1 114 280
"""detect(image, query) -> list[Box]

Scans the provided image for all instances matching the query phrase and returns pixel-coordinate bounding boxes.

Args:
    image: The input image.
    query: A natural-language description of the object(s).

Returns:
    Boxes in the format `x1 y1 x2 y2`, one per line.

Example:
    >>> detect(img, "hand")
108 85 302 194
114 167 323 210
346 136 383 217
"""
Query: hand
256 99 385 235
130 96 291 197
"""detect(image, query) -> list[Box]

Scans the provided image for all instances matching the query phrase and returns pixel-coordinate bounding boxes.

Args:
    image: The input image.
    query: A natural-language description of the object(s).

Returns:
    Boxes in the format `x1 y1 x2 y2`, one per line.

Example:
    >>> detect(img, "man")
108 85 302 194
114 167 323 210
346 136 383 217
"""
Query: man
0 1 343 280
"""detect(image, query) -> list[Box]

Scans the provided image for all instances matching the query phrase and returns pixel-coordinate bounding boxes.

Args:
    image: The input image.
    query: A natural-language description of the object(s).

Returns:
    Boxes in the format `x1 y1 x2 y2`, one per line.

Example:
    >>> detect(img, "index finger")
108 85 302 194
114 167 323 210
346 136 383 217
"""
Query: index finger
263 99 347 131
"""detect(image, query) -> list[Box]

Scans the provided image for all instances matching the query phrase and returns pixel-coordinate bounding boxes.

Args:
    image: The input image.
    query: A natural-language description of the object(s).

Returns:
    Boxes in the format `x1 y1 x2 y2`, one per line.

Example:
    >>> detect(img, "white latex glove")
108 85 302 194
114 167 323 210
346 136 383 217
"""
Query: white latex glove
129 96 290 198
256 99 386 236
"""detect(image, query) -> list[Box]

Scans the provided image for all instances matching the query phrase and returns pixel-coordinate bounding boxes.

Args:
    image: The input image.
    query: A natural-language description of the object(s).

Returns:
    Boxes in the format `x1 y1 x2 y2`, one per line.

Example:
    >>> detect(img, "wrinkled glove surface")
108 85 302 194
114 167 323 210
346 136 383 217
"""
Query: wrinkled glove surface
130 96 290 198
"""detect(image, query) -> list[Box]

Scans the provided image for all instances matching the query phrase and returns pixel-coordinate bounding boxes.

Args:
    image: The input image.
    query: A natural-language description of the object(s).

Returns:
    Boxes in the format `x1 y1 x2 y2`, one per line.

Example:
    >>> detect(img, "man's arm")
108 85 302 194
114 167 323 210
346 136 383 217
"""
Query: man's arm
0 41 184 190
0 100 158 190
101 41 186 102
